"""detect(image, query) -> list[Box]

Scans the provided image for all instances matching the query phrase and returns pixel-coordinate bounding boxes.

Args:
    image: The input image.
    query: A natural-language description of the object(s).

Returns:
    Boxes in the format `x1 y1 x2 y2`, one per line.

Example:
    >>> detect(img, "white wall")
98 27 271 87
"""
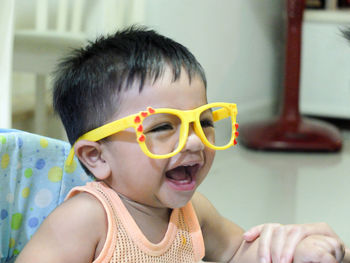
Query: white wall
11 0 285 134
143 0 285 114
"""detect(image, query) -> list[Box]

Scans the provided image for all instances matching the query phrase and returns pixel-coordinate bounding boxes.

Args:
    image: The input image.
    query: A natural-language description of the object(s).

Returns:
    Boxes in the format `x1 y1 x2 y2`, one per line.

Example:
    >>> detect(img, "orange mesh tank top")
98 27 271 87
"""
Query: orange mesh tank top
66 182 205 263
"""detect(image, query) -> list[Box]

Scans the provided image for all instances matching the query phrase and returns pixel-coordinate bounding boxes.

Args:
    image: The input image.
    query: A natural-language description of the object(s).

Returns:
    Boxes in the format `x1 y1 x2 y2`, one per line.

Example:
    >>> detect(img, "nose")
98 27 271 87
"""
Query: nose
181 124 205 153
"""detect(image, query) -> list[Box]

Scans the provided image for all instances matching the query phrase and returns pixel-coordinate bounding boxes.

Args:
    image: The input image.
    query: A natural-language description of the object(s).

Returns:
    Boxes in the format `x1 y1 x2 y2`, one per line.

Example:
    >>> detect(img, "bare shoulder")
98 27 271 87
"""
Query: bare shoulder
191 192 244 262
51 192 107 238
63 191 107 222
16 192 107 263
60 192 108 237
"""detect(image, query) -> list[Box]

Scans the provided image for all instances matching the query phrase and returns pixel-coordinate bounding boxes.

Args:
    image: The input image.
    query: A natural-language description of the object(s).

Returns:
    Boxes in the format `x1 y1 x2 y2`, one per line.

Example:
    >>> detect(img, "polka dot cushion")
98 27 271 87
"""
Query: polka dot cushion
0 129 92 262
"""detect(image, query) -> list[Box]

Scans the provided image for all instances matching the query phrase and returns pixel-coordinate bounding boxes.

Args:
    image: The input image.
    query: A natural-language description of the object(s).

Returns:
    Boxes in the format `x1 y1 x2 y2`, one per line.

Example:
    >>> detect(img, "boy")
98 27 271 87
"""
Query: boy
16 26 347 262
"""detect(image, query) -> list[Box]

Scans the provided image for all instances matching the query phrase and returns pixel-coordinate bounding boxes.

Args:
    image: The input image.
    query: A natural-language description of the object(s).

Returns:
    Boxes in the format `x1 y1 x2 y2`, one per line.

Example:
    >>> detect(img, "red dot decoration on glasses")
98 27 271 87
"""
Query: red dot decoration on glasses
233 123 239 145
135 107 156 141
134 116 141 123
137 125 143 132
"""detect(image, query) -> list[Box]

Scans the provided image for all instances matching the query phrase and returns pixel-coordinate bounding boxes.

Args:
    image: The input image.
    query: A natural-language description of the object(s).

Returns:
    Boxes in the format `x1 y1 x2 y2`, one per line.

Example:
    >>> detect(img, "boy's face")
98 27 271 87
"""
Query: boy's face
101 67 215 209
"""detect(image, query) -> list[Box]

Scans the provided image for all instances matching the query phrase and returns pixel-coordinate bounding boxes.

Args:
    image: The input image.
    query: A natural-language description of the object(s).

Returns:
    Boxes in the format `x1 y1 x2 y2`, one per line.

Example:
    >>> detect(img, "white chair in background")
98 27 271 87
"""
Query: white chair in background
0 0 15 129
12 0 145 136
13 0 89 136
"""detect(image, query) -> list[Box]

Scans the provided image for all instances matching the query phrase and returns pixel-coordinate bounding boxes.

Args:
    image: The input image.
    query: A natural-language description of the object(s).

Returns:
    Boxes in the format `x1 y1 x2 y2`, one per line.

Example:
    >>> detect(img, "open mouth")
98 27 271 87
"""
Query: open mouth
165 164 200 191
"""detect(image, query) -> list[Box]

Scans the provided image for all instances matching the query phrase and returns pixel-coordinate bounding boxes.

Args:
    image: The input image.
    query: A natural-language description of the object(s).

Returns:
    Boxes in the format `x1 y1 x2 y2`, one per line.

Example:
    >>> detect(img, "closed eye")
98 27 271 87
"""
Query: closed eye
148 123 174 133
201 119 214 128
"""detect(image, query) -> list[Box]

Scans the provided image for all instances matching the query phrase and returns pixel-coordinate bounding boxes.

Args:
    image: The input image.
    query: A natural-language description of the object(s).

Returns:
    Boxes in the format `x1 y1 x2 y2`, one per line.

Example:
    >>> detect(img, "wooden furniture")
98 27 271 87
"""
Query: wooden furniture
239 0 342 151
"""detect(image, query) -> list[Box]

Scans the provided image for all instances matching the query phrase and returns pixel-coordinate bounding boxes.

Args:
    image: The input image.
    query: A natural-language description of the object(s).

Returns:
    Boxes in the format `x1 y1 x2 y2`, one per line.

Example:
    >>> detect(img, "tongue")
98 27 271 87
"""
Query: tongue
166 166 189 181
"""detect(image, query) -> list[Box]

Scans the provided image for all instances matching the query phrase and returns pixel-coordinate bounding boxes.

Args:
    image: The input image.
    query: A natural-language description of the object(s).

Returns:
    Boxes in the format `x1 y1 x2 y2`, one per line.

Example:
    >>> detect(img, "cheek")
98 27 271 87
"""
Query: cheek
206 148 216 166
104 141 141 175
198 149 215 183
205 149 215 172
112 145 166 180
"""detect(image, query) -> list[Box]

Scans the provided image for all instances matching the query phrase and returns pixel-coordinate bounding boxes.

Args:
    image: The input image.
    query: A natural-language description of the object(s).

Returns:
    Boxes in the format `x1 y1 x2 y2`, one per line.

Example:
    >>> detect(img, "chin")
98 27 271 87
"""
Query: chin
164 190 196 209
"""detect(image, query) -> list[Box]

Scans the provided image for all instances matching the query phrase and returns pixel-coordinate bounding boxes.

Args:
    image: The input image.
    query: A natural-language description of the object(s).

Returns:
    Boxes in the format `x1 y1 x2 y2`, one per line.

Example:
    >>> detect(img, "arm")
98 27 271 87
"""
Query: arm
192 192 285 262
192 192 255 262
15 193 107 263
192 192 348 263
243 222 345 263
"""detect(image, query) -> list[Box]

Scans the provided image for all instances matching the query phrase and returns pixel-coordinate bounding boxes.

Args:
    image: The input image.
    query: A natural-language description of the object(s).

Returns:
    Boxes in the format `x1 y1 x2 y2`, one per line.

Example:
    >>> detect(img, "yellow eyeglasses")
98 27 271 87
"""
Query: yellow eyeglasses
66 102 238 166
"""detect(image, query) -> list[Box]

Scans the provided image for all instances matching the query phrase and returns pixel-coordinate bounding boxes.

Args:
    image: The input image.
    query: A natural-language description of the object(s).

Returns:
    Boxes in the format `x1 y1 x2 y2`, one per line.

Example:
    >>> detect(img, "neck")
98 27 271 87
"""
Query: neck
102 180 171 220
117 193 172 244
117 192 171 220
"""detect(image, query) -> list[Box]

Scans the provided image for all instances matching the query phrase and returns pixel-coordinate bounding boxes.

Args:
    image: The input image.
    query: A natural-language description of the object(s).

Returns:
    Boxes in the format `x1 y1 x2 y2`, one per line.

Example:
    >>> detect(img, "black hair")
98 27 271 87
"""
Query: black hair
53 25 207 148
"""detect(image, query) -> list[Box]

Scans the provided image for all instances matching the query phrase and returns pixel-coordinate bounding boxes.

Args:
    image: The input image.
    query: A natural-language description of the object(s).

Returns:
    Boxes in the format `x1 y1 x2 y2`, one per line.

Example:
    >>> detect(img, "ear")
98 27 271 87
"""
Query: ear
74 140 111 180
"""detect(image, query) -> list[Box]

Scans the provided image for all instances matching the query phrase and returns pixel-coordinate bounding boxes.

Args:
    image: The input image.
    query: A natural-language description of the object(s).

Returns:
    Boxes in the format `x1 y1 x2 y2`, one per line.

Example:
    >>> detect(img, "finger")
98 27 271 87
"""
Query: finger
243 224 264 242
335 240 345 262
280 233 301 263
313 235 345 262
257 225 275 263
320 252 337 263
303 235 344 263
280 225 307 263
298 242 331 263
327 236 345 262
270 225 286 263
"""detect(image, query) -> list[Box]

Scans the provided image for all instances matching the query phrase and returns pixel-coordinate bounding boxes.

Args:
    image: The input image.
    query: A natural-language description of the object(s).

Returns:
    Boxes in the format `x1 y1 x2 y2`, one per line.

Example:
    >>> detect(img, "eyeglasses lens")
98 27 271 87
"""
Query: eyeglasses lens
142 113 181 155
142 106 233 156
200 106 233 147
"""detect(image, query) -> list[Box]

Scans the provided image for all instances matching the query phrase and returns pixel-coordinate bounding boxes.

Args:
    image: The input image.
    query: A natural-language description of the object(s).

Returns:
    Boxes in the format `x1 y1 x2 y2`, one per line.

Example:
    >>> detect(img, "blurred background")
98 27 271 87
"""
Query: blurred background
3 0 286 138
1 0 350 246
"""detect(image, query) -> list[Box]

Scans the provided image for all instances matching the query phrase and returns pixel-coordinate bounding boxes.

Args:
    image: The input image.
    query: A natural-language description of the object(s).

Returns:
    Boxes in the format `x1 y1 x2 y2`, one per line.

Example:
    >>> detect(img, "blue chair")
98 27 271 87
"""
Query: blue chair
0 129 92 262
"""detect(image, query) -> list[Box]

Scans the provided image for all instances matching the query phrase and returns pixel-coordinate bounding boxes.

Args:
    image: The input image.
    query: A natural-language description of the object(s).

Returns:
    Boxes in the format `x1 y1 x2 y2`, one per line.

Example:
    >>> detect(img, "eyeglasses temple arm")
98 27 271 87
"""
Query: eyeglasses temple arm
65 148 75 167
213 108 230 121
65 116 135 167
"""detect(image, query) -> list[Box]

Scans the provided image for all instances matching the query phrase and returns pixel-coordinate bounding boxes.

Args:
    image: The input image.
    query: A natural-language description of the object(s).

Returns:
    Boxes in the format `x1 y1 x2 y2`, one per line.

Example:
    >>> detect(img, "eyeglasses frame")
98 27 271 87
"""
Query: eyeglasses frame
66 102 238 166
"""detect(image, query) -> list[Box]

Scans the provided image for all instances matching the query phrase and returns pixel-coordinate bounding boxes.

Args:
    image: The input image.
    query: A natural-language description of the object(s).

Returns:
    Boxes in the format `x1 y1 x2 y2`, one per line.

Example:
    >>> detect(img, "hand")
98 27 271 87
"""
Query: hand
294 235 345 263
243 223 342 263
